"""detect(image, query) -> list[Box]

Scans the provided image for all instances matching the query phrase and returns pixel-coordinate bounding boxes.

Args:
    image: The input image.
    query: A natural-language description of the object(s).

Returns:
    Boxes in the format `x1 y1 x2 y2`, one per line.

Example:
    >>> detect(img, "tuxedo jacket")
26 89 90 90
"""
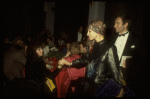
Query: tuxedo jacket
111 32 146 93
112 32 141 62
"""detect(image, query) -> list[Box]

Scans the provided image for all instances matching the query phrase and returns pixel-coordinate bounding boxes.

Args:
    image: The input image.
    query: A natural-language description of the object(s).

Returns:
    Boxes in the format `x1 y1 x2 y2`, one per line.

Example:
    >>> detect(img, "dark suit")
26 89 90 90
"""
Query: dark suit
4 47 27 81
122 33 140 56
112 32 146 97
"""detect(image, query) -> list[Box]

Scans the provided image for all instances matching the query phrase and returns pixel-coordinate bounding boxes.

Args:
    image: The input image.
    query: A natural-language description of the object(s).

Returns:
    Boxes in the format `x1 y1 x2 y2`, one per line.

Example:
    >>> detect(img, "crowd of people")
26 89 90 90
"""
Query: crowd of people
3 14 145 97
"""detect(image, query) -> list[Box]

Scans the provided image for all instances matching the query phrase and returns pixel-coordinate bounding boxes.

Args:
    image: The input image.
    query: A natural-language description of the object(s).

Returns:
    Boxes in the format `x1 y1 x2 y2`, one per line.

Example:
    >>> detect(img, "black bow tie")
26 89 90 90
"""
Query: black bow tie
118 32 129 37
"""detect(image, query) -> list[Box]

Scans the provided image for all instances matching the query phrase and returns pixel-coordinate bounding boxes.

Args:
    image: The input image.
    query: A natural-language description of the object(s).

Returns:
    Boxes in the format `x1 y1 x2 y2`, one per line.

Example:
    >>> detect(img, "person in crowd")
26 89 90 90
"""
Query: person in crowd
51 35 55 43
66 41 87 97
25 36 32 45
46 30 51 37
63 42 81 63
78 40 87 55
58 20 135 98
40 27 47 36
25 39 63 96
37 34 40 39
58 37 65 46
58 42 83 97
77 26 83 42
59 28 67 41
62 42 71 56
4 37 13 52
4 37 27 82
113 14 145 97
46 37 56 49
41 41 49 56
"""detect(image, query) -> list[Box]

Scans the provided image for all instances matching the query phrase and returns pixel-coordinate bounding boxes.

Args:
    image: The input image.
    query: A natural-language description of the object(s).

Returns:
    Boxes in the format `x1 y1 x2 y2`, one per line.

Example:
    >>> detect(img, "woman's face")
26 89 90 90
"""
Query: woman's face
87 29 97 40
36 47 43 57
67 43 70 49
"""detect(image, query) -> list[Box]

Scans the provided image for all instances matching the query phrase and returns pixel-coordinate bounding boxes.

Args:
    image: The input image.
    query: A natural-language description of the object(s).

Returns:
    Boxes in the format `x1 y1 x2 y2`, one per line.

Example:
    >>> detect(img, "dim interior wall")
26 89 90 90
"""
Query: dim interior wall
88 1 105 23
45 2 55 35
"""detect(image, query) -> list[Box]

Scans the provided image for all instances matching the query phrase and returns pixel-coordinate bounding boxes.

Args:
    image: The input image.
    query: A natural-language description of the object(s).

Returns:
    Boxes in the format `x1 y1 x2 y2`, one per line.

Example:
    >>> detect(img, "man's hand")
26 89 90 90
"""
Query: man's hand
123 59 126 68
116 88 124 98
123 57 129 68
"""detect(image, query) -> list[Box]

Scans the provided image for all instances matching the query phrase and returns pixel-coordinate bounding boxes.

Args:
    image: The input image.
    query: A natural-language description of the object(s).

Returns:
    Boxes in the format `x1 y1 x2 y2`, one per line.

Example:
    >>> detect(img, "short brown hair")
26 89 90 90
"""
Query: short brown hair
69 42 80 55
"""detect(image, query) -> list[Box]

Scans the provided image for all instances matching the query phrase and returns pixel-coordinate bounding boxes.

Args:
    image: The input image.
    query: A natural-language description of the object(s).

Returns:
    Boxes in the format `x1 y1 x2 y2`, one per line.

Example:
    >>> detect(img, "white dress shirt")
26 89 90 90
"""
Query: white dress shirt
58 40 65 45
115 31 129 61
77 32 82 42
43 45 49 56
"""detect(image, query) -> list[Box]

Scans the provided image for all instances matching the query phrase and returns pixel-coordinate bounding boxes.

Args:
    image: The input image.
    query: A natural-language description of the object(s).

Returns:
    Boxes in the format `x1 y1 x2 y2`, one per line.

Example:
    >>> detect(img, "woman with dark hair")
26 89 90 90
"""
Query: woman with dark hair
25 39 63 96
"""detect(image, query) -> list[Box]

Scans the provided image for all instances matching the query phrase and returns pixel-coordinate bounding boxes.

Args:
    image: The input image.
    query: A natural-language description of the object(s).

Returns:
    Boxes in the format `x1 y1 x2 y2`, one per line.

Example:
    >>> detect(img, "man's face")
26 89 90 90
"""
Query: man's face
47 38 51 43
41 42 46 48
16 40 24 47
79 27 83 32
114 17 128 34
67 43 70 49
80 44 86 54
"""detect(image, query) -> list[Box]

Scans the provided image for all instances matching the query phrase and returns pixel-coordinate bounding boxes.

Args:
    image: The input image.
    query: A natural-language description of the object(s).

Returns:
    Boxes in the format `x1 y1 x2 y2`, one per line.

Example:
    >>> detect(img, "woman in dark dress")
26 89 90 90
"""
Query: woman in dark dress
25 39 63 96
58 20 135 98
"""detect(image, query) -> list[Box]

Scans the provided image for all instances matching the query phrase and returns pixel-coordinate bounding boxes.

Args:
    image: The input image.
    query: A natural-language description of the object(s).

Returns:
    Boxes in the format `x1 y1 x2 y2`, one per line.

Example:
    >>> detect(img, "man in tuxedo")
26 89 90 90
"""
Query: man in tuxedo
113 15 146 97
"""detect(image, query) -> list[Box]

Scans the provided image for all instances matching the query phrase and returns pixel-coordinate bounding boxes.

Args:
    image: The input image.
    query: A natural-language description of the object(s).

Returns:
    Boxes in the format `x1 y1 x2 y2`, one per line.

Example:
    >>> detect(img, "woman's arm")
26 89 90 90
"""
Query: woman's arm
58 46 90 68
58 55 89 69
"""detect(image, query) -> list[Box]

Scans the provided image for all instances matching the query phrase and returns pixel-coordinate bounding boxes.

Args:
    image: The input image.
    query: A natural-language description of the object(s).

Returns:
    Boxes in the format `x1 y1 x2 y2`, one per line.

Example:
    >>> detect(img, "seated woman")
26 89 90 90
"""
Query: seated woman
64 42 81 61
25 39 63 96
59 42 86 97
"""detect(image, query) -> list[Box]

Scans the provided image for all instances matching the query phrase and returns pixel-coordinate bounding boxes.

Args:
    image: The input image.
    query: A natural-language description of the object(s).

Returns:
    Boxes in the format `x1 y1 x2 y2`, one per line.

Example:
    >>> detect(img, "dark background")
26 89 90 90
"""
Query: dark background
54 1 89 42
3 1 147 96
4 1 89 42
4 2 45 38
4 1 147 43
